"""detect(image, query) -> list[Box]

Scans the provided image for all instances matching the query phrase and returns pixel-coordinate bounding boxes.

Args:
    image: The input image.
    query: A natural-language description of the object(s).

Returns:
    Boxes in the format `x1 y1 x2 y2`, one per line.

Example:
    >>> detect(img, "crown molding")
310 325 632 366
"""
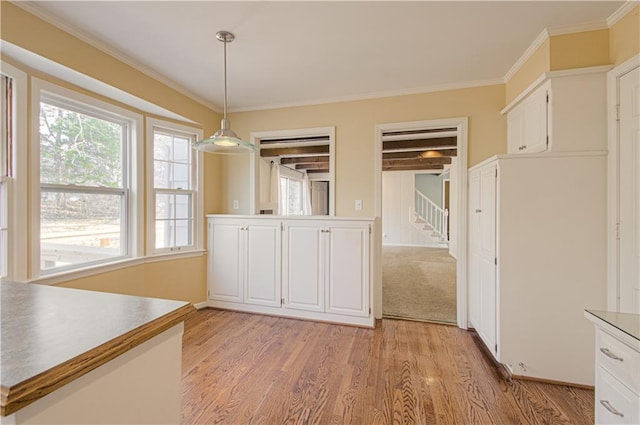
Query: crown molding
503 28 549 83
12 1 221 113
607 1 639 27
229 78 504 113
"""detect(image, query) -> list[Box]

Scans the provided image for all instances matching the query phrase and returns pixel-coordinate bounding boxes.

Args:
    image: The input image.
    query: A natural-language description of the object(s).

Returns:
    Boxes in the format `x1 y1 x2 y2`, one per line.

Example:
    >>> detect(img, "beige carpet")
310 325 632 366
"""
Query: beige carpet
382 246 457 324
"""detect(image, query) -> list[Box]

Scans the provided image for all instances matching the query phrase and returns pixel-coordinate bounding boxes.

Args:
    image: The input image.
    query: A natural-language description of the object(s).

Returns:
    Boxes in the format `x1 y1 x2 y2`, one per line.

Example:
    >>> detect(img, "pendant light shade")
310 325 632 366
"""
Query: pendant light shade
193 31 257 154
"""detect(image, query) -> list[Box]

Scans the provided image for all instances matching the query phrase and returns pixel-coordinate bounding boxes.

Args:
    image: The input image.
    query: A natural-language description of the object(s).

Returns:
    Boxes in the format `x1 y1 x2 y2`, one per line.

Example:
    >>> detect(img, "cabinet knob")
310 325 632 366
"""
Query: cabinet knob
475 209 482 213
600 400 624 417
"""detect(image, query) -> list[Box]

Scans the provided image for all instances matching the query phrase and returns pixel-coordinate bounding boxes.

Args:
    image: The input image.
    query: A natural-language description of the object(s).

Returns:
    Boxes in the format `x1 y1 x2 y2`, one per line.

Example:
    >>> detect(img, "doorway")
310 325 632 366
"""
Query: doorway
375 119 467 325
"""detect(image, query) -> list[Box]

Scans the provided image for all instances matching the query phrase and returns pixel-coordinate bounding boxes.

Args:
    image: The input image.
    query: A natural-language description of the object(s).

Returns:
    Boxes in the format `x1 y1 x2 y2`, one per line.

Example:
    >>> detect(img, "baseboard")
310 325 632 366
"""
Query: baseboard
511 374 594 390
193 301 210 310
467 328 512 383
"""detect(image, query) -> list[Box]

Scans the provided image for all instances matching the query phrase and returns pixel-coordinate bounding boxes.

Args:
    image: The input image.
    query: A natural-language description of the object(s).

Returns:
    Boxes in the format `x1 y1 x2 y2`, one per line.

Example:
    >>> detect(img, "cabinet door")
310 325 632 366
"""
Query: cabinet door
325 224 370 317
507 106 525 154
282 223 324 312
208 220 244 302
522 87 549 153
468 169 482 328
478 165 497 357
244 221 281 307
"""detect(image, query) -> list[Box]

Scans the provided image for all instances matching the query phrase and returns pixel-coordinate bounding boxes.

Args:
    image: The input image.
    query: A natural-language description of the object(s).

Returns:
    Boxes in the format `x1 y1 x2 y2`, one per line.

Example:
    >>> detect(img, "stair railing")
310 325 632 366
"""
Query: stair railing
414 189 449 243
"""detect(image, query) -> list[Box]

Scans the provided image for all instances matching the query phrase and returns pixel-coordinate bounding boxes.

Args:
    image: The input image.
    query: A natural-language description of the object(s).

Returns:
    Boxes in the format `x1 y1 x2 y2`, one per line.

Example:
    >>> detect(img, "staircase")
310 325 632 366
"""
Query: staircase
414 189 449 246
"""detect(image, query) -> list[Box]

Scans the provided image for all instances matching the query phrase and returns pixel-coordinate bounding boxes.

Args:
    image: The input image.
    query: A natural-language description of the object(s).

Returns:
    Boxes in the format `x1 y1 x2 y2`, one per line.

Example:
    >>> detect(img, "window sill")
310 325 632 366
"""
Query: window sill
28 249 207 286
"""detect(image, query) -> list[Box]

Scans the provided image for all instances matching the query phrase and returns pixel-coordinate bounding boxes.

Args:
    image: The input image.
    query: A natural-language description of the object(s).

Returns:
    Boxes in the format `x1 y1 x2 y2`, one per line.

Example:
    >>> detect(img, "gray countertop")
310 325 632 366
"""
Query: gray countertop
585 309 640 342
0 281 193 416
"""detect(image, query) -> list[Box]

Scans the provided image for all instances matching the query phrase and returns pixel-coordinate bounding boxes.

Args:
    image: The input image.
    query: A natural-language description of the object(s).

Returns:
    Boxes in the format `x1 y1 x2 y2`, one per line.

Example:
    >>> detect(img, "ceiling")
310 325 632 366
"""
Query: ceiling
23 1 623 112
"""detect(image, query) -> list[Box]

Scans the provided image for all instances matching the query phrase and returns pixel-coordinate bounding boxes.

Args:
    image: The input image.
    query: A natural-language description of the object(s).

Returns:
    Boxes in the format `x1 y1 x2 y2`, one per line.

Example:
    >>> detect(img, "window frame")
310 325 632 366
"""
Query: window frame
145 117 203 256
30 78 144 278
1 61 28 281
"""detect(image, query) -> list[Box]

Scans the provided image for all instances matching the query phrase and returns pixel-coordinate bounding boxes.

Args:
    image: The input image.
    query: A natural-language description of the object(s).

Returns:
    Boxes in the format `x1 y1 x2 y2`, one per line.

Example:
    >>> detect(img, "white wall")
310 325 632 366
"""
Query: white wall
381 171 440 247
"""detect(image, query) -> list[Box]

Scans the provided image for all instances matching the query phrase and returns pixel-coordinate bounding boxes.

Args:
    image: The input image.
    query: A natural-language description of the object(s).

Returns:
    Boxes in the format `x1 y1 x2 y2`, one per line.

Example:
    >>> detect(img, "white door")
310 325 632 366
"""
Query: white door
325 224 370 317
478 164 497 356
619 66 640 314
468 168 482 328
208 220 244 303
507 105 524 154
244 221 281 307
282 223 324 312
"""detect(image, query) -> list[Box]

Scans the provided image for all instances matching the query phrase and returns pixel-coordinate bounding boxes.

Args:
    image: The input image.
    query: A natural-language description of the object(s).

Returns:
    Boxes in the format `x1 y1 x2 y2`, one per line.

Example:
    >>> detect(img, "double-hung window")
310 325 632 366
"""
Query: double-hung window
34 79 143 275
147 118 202 254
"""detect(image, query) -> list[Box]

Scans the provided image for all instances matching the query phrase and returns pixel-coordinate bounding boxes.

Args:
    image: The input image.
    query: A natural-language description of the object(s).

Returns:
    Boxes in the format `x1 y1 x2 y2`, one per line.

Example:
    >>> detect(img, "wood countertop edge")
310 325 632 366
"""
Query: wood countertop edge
1 302 195 416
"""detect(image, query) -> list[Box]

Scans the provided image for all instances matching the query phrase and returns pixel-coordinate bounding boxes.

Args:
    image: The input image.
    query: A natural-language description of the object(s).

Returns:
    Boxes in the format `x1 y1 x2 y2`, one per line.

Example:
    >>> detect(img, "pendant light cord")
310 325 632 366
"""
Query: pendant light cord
222 38 228 121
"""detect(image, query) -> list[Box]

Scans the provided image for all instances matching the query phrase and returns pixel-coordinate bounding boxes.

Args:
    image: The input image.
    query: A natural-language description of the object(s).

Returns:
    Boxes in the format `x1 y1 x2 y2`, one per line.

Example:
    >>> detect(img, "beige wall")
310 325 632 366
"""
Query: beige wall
1 2 218 303
226 84 507 217
609 5 640 66
549 29 610 71
505 40 550 104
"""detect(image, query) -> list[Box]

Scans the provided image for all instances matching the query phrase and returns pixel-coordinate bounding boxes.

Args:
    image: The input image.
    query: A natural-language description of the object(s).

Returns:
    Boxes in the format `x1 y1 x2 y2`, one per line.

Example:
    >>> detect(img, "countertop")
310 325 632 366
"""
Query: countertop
0 281 194 416
585 309 640 342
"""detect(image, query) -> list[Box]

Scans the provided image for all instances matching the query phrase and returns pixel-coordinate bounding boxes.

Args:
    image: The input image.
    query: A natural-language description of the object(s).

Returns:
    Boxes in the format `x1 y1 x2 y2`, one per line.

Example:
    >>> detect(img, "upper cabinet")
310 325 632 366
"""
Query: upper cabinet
503 66 610 155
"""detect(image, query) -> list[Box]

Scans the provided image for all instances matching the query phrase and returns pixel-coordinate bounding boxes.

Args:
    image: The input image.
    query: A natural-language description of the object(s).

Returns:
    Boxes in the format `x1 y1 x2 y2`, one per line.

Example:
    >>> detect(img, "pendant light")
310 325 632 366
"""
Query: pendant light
193 31 257 154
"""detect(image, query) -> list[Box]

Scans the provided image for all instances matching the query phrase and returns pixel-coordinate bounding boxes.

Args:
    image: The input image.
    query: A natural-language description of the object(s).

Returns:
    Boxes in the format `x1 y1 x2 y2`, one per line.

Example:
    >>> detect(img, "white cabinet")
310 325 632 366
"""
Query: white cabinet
282 223 324 312
468 163 497 355
282 221 370 317
208 219 280 307
504 66 609 155
468 152 607 385
586 311 640 424
507 82 549 154
207 216 374 327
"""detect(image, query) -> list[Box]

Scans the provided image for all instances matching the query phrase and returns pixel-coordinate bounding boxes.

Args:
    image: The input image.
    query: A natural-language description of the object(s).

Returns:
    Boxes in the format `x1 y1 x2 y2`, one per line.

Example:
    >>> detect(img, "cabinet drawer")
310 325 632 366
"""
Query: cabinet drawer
596 367 640 425
597 329 640 393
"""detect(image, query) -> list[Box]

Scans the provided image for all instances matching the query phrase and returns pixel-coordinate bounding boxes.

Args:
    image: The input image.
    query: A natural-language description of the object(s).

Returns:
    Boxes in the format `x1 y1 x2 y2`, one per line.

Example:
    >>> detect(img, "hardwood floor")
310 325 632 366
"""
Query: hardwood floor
182 309 593 425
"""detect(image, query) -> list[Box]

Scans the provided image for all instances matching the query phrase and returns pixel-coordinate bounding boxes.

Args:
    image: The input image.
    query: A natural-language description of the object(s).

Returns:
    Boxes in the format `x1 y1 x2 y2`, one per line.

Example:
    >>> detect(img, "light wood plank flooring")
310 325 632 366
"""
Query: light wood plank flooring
182 309 593 425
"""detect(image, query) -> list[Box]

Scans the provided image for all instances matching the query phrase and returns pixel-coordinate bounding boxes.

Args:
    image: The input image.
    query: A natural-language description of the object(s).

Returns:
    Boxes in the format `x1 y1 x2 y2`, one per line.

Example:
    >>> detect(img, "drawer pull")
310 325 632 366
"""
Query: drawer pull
600 348 624 361
600 400 624 417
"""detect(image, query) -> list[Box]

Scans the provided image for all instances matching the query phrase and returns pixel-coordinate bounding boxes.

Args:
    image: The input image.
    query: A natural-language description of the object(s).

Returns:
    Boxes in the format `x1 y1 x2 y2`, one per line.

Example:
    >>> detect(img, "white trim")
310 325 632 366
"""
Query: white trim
29 249 206 286
1 41 198 124
30 77 144 278
145 117 204 256
374 117 468 328
250 126 335 216
12 2 219 113
546 20 609 36
231 79 504 113
606 54 640 311
501 65 614 114
193 301 209 310
607 1 639 27
1 61 28 282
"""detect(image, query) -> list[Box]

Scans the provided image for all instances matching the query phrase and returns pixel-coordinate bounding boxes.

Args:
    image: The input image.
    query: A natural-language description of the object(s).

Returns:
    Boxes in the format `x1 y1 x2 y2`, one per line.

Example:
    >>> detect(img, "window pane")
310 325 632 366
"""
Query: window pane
175 194 191 219
155 192 193 249
39 102 123 187
171 163 190 189
173 137 190 163
155 219 193 249
156 193 171 219
41 191 123 271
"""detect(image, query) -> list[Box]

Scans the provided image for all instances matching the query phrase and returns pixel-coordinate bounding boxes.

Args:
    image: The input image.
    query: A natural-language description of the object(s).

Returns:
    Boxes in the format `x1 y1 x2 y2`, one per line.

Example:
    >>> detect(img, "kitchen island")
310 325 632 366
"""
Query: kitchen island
1 281 194 424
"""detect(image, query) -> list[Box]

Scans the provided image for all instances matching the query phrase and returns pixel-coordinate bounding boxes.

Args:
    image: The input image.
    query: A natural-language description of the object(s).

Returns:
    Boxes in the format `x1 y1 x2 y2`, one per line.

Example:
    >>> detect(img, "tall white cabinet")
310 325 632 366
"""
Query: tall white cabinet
207 215 374 328
468 66 611 386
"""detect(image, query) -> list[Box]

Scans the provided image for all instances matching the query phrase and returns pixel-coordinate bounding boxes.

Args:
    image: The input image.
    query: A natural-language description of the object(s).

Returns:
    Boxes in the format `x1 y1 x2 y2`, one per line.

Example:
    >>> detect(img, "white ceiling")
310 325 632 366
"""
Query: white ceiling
24 1 624 112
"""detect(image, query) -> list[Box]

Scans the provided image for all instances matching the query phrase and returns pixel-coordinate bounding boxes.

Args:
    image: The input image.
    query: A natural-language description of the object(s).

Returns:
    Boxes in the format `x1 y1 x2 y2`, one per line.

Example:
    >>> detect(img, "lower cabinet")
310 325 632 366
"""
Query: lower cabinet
208 218 281 307
207 216 374 327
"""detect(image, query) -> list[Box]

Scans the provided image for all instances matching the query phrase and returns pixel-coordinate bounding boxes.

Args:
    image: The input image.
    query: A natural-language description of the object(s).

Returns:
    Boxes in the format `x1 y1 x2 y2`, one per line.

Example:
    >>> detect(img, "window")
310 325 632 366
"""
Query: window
0 75 12 278
147 118 202 254
32 79 143 276
280 176 303 216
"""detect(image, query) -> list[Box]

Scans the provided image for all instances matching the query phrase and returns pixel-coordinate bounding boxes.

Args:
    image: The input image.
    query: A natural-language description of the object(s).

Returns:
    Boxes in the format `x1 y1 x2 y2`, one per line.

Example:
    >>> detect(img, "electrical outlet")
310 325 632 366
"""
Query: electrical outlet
355 200 363 211
233 200 239 210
